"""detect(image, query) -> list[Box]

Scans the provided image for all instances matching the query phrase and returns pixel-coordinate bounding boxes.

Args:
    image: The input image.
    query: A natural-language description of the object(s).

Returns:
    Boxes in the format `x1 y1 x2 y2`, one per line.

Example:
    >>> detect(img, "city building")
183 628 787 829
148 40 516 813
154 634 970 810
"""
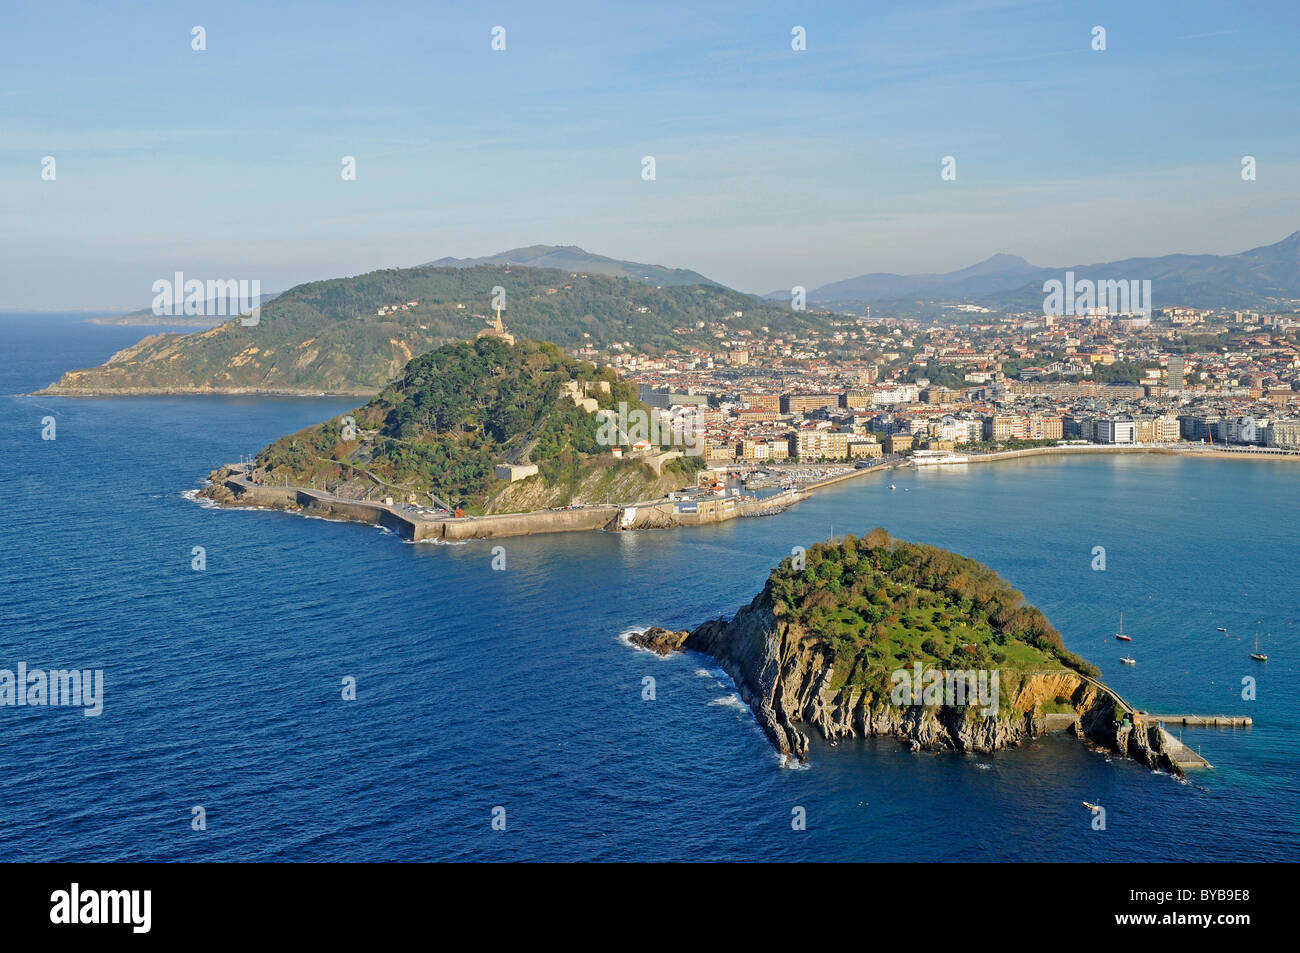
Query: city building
1096 417 1136 444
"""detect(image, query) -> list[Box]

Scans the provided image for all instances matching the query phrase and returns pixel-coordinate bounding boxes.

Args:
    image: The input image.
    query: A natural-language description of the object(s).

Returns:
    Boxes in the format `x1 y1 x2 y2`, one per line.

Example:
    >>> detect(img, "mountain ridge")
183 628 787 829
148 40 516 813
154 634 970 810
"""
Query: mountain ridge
423 244 720 288
36 263 816 396
773 231 1300 312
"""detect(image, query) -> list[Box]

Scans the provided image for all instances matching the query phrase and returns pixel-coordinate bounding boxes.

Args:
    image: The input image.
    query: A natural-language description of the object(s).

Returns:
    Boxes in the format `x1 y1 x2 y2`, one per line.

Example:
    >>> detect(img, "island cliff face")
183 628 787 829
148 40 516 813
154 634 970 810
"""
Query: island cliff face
633 532 1181 776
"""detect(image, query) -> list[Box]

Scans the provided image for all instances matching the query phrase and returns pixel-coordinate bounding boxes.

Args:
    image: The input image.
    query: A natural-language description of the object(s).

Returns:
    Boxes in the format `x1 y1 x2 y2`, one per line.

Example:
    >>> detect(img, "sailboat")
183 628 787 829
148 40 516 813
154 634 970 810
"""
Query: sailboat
1115 612 1132 641
1250 633 1268 662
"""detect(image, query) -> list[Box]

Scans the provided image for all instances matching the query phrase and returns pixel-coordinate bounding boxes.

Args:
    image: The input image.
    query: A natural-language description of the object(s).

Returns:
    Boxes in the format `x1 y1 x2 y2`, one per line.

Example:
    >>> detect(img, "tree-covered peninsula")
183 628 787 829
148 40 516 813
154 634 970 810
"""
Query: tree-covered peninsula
204 336 702 515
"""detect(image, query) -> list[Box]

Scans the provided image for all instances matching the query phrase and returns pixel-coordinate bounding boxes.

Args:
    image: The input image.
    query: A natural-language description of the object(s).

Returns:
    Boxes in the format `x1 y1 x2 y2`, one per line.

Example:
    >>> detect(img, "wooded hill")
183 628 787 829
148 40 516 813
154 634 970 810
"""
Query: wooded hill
41 264 829 395
764 530 1100 696
250 337 702 512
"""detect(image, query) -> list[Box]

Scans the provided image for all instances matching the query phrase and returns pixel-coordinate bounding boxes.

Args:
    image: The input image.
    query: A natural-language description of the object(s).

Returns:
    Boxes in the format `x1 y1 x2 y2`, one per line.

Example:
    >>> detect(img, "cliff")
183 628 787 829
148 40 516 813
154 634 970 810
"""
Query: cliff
633 532 1182 775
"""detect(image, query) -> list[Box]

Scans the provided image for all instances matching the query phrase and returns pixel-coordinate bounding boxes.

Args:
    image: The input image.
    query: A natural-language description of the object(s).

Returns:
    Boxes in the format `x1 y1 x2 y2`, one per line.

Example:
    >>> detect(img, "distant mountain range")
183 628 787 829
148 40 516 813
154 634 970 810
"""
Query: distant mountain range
769 231 1300 314
425 244 720 288
83 232 1300 335
41 231 1300 396
785 253 1043 304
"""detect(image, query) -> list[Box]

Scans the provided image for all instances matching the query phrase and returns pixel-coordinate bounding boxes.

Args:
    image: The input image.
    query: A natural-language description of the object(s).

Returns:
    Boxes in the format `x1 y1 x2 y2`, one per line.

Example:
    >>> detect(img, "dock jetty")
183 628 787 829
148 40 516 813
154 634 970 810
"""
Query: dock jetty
1148 714 1252 727
1028 670 1249 770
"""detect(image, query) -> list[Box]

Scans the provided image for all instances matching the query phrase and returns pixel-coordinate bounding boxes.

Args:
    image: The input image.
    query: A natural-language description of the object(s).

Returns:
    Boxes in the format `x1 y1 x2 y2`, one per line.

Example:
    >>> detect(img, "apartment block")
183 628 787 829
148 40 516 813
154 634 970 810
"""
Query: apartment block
789 429 850 460
781 393 843 414
1266 419 1300 449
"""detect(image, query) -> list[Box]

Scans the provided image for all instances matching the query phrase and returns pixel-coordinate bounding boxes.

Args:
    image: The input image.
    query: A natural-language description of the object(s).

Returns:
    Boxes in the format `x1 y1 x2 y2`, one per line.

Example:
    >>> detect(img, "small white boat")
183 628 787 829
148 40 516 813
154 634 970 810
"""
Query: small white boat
1120 656 1136 665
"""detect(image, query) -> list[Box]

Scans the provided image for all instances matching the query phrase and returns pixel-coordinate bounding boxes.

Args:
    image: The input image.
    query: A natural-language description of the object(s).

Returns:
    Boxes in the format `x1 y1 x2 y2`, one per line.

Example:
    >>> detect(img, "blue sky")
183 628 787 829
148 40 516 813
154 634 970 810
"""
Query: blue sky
2 0 1297 309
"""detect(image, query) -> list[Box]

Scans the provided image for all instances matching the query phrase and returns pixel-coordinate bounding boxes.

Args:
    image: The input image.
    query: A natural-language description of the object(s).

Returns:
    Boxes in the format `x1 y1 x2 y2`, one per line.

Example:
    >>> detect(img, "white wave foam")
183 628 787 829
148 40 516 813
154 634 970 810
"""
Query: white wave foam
616 627 674 658
616 627 647 648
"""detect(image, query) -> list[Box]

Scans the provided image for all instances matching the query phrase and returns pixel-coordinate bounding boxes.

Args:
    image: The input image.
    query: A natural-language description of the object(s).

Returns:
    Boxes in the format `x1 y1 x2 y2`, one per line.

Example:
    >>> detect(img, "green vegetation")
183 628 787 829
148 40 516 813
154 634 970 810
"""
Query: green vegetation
901 361 971 390
253 336 700 509
44 264 835 394
763 529 1099 698
1040 695 1077 715
1169 332 1230 352
1089 360 1158 384
997 357 1037 379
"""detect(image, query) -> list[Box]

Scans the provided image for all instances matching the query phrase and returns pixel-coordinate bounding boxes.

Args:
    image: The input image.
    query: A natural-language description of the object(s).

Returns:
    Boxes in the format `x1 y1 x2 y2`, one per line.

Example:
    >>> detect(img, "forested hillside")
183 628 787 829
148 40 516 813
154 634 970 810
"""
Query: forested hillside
243 337 700 512
41 264 827 395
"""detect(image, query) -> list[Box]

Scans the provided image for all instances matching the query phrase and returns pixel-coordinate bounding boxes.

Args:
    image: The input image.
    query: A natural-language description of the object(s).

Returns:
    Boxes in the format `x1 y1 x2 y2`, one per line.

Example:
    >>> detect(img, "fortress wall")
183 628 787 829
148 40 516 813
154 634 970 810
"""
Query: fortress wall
437 508 615 540
224 478 418 538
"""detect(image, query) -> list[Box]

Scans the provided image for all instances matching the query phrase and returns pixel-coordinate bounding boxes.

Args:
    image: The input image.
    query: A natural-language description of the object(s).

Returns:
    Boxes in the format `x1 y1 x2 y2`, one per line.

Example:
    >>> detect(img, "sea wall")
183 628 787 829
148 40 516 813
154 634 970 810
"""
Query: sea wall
437 507 615 540
618 490 806 530
218 479 420 537
963 445 1191 464
209 469 620 541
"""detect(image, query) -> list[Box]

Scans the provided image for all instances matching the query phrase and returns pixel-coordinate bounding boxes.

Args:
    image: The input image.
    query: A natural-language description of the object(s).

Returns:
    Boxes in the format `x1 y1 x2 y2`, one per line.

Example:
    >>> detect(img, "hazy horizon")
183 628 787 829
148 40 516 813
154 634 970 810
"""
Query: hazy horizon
3 0 1298 310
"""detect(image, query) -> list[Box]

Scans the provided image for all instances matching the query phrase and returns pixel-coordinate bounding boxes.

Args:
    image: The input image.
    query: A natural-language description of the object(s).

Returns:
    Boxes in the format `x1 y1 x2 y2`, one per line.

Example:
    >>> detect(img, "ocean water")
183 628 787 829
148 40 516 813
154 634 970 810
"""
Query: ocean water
2 313 1296 861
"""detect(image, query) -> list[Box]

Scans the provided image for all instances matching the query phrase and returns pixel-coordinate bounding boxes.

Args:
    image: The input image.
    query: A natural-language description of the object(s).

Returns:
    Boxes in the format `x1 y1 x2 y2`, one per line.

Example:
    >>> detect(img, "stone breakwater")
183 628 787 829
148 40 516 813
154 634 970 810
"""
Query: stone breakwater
632 598 1182 776
197 465 806 541
199 466 616 540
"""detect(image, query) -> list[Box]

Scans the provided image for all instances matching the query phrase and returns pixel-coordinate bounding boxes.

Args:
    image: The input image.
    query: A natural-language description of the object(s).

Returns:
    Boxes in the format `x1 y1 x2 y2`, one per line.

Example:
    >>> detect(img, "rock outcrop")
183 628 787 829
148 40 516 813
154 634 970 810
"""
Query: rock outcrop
672 591 1182 775
629 627 691 655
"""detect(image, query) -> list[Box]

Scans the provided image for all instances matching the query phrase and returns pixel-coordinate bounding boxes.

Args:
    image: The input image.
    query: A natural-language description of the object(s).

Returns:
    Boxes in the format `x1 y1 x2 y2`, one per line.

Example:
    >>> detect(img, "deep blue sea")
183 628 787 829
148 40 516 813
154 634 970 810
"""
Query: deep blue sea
2 313 1297 861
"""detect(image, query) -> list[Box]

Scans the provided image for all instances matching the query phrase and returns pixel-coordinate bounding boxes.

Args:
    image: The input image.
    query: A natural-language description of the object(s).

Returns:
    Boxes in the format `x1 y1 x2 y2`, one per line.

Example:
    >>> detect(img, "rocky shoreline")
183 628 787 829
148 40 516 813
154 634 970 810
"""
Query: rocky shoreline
33 386 372 397
632 595 1183 776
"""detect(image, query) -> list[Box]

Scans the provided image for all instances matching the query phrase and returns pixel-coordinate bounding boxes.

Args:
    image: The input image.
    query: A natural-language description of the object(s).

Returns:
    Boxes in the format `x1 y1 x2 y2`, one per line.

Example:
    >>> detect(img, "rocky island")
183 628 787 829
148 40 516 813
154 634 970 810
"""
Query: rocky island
635 530 1184 775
